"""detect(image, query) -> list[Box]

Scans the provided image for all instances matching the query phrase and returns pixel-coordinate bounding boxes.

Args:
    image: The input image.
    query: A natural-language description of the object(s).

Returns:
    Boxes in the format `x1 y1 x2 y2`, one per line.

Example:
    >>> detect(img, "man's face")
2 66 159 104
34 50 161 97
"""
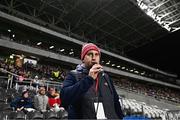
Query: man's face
49 88 55 95
83 50 100 69
39 87 46 95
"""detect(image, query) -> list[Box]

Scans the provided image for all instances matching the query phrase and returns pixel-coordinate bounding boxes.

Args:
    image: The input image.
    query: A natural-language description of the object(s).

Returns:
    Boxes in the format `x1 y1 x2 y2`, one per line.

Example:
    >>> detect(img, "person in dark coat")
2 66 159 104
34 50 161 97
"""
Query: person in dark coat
61 43 124 119
10 90 33 112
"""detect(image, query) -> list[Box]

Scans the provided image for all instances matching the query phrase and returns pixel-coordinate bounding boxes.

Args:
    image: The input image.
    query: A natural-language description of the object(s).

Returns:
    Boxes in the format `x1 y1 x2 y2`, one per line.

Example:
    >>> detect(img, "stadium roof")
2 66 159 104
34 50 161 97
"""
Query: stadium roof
0 0 180 54
127 29 180 78
0 0 180 77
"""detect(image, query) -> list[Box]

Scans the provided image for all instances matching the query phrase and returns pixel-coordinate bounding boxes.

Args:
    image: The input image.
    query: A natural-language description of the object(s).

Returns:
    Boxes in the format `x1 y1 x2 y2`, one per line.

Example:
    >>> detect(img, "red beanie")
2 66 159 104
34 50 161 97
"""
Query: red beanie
81 43 100 60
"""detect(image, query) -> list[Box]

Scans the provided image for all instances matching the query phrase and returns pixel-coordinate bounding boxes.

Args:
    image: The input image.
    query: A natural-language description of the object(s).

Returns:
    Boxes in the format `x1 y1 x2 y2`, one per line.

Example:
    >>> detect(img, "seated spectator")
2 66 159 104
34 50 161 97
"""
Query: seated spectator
10 89 33 113
47 87 61 110
34 86 49 112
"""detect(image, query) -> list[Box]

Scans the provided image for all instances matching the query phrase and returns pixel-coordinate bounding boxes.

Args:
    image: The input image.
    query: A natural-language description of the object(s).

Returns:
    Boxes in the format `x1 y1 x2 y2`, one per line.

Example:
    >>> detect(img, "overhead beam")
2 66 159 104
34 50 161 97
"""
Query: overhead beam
157 1 180 14
84 21 136 47
150 0 171 11
85 0 131 37
71 0 114 31
103 10 151 43
97 10 144 42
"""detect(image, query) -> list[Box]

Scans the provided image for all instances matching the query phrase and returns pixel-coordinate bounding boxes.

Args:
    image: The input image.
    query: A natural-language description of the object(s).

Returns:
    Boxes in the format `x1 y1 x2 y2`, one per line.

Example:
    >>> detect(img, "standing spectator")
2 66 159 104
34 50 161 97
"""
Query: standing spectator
52 68 60 79
30 75 39 92
61 43 124 119
34 86 49 112
39 77 46 87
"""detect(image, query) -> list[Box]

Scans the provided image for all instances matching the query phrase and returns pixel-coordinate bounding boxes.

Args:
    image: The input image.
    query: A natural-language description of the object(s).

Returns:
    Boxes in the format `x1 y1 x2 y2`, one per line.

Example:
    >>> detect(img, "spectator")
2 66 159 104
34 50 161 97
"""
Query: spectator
34 86 49 112
47 87 61 108
10 89 33 112
30 75 39 92
61 43 124 119
52 68 60 79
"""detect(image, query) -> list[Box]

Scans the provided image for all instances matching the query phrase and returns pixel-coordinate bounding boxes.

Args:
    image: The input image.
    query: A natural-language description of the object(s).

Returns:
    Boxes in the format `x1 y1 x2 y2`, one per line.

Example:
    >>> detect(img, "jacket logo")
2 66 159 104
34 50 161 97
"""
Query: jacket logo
104 82 108 86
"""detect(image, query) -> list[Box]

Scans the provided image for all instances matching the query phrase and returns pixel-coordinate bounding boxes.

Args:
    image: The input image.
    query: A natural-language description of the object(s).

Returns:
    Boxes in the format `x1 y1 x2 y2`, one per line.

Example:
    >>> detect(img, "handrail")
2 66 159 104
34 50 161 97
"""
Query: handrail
0 68 62 88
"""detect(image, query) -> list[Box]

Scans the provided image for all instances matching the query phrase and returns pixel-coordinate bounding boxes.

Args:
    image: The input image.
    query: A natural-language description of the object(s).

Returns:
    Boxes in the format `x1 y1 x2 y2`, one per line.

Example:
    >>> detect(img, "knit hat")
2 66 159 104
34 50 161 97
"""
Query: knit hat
81 43 100 60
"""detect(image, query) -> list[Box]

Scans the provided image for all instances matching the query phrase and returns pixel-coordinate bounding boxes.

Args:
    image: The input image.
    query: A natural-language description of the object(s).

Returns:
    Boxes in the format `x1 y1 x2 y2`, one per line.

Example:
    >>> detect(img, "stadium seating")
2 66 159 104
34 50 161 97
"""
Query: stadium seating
8 111 26 120
0 59 179 120
26 111 43 120
43 110 59 119
122 98 169 120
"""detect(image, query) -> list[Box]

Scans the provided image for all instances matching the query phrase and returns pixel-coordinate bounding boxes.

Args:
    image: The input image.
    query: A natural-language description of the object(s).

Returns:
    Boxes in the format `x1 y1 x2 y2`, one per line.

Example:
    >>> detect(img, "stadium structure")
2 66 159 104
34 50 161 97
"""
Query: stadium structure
0 0 180 119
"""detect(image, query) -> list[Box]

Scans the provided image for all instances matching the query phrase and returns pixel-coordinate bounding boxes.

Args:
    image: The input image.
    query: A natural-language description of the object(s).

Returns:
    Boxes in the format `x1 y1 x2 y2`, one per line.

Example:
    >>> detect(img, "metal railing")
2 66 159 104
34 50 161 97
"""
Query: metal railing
0 68 62 91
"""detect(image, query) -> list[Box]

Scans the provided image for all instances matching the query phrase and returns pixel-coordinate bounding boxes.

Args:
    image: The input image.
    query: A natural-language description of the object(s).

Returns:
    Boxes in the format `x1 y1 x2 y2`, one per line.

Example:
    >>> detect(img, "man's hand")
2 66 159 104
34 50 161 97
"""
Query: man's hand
17 107 24 111
88 64 103 80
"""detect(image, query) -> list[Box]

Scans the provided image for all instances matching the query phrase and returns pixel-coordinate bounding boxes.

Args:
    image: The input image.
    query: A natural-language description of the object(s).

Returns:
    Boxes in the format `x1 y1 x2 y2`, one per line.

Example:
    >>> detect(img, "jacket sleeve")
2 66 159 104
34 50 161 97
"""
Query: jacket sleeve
25 98 33 108
33 95 39 110
109 77 124 119
10 98 19 109
61 72 94 108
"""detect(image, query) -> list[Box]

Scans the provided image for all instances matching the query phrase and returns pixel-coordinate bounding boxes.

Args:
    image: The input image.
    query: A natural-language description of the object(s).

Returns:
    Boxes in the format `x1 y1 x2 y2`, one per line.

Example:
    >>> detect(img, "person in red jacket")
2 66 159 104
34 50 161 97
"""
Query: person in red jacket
47 87 61 109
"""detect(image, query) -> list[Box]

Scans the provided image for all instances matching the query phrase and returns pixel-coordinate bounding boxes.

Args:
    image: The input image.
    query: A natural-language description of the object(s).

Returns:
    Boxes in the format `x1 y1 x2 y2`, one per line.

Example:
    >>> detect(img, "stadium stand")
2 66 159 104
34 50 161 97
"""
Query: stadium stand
0 55 180 120
0 0 180 118
114 78 180 103
0 57 69 120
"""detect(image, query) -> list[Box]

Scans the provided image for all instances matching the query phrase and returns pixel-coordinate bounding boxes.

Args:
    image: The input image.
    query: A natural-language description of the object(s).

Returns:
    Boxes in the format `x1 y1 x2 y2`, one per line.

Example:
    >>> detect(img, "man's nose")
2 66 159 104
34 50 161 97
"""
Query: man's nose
91 54 96 59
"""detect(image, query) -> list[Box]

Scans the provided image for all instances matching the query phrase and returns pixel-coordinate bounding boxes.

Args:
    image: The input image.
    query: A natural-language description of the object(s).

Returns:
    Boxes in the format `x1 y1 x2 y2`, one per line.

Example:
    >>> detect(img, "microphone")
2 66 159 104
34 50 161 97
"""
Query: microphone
99 68 103 72
98 66 113 94
99 68 105 76
92 62 105 76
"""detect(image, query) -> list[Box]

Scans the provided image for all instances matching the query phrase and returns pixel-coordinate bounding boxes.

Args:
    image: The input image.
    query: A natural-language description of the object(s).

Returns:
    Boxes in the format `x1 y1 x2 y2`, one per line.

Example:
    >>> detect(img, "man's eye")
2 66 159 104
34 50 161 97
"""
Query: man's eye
95 53 99 56
87 53 93 57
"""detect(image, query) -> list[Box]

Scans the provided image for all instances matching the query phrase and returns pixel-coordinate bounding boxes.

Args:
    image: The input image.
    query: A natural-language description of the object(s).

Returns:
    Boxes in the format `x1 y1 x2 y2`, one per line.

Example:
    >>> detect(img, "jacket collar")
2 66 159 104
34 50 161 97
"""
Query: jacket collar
75 63 89 74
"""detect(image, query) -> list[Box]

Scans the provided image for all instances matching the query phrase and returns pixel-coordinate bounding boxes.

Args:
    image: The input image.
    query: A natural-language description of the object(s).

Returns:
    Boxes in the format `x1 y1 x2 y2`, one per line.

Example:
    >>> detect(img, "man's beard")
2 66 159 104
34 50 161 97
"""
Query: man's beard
89 62 98 69
86 64 93 70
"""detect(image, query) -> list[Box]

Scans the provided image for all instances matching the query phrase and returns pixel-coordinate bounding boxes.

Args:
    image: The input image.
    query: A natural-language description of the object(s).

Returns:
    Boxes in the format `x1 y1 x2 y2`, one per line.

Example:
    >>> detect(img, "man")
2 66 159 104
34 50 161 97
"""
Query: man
61 43 124 119
34 86 49 112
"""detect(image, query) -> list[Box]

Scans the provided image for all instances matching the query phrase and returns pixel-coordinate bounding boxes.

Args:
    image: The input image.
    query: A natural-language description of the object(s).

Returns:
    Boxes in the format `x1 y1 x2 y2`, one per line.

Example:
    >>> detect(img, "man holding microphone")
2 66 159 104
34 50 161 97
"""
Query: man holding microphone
61 43 124 119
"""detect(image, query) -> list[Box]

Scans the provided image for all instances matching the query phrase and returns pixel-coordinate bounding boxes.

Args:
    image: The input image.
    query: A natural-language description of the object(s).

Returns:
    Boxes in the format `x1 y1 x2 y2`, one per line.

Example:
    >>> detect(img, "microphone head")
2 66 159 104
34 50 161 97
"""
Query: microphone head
99 68 105 76
99 68 104 72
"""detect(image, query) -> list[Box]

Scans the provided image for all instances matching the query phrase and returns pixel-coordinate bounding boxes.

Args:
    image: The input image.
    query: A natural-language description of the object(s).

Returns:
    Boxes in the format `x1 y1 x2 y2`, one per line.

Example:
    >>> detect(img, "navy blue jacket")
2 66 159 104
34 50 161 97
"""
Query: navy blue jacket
10 97 33 110
61 64 124 119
